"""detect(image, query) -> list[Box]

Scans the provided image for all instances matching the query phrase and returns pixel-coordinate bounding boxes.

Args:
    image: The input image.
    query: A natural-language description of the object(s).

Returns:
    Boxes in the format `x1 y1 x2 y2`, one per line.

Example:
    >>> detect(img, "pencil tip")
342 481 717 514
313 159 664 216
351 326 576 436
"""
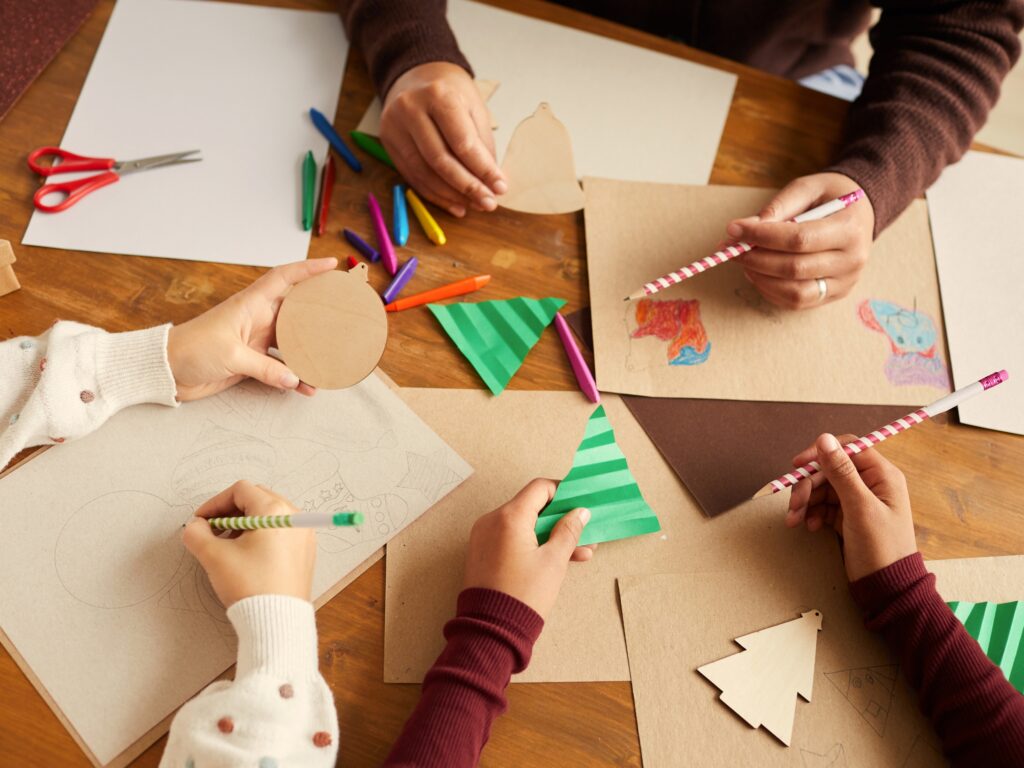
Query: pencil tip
752 484 775 499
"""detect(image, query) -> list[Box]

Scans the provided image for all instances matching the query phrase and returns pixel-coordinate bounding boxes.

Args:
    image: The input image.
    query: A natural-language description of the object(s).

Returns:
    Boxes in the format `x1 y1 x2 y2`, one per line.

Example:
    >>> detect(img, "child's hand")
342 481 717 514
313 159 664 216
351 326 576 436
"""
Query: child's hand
182 481 316 608
463 478 594 620
785 433 918 581
167 258 337 401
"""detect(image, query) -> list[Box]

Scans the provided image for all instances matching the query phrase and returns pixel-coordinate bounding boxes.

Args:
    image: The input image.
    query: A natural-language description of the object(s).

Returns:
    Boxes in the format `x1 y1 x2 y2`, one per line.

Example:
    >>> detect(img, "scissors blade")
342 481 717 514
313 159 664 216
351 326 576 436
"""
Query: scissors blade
115 150 202 175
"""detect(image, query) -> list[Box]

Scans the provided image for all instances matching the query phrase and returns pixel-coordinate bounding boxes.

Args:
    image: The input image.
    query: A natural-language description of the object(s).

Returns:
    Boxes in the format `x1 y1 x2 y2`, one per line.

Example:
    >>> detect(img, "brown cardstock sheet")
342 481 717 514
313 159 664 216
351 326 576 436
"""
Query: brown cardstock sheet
385 389 843 683
584 179 950 406
565 308 916 516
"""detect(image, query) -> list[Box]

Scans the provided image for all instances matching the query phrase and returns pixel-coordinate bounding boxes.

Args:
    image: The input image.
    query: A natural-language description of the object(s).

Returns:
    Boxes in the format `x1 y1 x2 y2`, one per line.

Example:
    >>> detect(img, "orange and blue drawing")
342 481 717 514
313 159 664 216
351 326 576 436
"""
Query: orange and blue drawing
858 299 949 389
631 298 710 366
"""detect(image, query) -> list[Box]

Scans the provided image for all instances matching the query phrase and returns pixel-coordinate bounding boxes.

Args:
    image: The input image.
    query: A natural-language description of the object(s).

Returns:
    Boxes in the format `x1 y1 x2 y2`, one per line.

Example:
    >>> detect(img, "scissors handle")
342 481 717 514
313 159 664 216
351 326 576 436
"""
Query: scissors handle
34 172 120 213
27 146 116 176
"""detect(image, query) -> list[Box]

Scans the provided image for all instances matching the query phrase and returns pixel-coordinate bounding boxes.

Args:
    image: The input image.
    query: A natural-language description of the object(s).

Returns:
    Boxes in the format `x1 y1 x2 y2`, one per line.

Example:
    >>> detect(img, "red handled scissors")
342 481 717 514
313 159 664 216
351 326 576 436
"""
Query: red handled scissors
28 147 202 213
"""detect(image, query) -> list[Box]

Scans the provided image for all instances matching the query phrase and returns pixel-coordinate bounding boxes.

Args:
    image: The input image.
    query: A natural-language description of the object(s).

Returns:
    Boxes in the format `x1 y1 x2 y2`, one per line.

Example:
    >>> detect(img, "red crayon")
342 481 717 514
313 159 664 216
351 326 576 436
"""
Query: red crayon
346 255 361 269
315 155 335 236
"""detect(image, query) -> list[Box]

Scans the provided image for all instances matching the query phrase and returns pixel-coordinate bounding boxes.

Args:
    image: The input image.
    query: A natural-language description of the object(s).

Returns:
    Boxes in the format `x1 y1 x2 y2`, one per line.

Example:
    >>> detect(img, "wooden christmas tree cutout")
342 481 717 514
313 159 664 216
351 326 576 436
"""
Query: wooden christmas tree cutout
0 240 20 297
698 609 823 746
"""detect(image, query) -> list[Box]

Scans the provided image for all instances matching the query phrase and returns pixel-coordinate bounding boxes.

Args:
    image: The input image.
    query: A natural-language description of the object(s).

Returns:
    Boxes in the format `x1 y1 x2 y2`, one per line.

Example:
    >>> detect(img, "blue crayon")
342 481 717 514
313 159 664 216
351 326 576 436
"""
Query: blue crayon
381 257 418 304
309 107 362 173
343 228 379 262
392 184 410 246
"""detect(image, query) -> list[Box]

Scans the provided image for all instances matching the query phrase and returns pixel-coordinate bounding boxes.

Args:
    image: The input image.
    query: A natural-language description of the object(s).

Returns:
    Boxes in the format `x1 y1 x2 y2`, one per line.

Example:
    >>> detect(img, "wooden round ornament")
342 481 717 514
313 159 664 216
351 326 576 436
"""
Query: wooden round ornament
275 263 387 389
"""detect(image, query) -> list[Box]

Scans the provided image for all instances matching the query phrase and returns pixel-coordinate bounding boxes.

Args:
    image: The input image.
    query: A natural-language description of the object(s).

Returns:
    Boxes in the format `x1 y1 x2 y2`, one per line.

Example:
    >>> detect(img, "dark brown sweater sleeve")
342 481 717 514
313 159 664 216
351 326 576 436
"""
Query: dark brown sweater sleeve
336 0 472 99
827 1 1024 235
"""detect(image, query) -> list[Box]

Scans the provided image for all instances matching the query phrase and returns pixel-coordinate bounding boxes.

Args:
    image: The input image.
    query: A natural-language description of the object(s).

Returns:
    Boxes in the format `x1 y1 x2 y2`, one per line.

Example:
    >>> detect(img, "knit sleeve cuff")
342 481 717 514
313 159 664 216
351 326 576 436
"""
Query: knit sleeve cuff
227 595 320 680
849 552 928 615
93 324 178 409
456 588 544 647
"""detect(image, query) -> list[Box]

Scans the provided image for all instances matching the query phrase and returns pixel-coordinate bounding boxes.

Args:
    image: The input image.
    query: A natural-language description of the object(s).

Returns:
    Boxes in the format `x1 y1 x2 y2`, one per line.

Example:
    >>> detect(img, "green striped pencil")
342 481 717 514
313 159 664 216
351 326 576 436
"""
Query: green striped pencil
207 511 364 531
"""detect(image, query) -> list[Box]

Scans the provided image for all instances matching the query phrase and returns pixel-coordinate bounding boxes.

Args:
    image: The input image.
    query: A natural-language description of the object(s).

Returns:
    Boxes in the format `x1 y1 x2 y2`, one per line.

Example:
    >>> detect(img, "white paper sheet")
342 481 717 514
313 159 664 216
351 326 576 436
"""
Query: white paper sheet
357 0 736 186
22 0 348 267
926 151 1023 435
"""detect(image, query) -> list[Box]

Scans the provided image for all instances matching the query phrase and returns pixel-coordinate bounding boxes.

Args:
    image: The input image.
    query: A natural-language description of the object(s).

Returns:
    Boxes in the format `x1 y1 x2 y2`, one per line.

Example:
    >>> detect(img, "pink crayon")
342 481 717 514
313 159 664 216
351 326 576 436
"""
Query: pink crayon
754 369 1009 498
553 312 600 404
367 192 398 276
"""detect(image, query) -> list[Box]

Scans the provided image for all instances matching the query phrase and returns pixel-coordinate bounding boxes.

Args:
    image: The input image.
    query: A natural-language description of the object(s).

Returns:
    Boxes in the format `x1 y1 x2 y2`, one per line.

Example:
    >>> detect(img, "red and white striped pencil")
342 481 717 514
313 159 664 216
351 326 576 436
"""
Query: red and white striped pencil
753 370 1009 499
624 189 865 302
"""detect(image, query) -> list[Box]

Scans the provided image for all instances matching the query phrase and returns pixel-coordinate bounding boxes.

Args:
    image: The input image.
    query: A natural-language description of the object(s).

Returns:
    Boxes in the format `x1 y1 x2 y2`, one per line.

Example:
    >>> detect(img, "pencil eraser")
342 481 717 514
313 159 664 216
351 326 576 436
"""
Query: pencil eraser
981 370 1009 389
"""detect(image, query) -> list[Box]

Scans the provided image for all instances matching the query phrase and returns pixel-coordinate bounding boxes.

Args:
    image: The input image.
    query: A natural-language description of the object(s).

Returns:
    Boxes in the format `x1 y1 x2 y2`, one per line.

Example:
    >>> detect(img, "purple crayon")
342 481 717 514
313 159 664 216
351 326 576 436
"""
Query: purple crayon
342 228 379 263
367 192 398 276
381 257 418 304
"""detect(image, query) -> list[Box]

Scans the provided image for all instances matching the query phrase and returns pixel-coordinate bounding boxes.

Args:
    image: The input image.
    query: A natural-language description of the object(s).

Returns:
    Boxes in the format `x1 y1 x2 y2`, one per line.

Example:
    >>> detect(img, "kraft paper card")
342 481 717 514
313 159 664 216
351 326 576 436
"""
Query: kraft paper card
565 308 912 515
385 389 843 683
926 151 1023 435
946 602 1023 693
585 179 950 405
618 570 944 767
535 404 660 545
22 0 348 267
356 0 736 186
428 297 565 395
0 375 470 767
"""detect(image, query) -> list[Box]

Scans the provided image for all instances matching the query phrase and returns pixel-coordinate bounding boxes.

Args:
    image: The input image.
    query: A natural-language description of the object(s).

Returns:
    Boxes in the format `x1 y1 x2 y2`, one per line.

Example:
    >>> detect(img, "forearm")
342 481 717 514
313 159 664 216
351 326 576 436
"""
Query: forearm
160 596 338 768
336 0 472 98
850 553 1024 766
827 0 1023 234
383 588 543 768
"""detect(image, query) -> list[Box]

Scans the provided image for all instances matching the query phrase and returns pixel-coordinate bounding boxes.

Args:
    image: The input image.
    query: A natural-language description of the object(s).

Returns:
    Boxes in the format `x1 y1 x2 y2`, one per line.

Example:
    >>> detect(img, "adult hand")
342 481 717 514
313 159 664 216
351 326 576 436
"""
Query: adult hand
380 62 506 218
183 481 316 608
167 258 337 401
463 478 594 620
786 433 918 582
728 172 874 309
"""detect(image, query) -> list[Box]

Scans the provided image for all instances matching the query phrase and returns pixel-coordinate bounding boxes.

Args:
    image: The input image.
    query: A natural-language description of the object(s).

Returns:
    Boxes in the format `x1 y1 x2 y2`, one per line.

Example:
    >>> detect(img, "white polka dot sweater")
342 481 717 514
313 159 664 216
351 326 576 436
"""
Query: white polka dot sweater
0 321 179 471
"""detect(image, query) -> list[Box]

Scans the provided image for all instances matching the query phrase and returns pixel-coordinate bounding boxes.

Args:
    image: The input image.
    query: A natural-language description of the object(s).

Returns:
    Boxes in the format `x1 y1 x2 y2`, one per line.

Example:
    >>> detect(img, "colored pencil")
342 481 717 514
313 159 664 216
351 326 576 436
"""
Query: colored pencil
753 370 1009 498
406 188 446 246
346 255 361 269
393 184 409 246
367 192 398 275
343 228 379 262
624 189 866 301
309 107 362 173
385 274 491 312
207 511 364 530
315 155 336 236
381 257 418 304
301 151 315 231
350 130 395 169
553 312 600 403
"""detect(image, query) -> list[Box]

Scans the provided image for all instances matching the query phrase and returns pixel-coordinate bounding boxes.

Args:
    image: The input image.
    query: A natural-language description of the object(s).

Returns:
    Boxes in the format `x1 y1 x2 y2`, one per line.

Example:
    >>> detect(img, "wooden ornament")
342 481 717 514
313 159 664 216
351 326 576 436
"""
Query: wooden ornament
697 609 823 746
498 103 585 215
275 264 387 389
0 240 20 297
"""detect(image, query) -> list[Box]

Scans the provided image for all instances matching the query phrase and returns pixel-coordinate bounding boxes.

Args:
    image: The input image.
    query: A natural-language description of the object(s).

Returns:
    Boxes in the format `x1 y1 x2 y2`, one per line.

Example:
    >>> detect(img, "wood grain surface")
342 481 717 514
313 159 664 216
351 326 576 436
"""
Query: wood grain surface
0 1 1020 765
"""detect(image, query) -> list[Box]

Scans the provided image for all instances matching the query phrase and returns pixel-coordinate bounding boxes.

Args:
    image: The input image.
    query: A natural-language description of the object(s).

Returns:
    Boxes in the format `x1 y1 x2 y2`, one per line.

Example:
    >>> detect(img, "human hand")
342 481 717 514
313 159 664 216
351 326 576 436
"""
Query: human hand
380 62 506 217
182 481 316 608
728 172 874 309
785 433 917 582
167 258 337 401
463 478 594 620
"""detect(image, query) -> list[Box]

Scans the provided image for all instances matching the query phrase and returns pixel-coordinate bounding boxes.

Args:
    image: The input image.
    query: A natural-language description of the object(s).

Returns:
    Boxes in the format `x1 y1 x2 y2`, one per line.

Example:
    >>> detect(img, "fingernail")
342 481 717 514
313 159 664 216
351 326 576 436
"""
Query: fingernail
821 433 840 451
493 180 508 195
480 195 496 210
578 508 591 525
727 222 743 238
281 371 300 389
450 205 466 218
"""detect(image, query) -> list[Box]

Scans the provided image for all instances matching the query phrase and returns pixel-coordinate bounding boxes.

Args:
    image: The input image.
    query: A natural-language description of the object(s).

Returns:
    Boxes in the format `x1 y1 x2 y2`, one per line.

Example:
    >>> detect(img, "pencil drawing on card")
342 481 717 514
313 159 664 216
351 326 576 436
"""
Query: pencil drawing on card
858 299 949 389
825 664 898 737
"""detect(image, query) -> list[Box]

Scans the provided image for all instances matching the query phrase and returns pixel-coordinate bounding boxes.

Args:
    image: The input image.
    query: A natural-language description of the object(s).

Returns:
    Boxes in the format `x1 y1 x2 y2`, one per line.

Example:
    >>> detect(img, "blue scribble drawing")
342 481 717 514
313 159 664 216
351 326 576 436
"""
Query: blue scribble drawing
858 300 949 389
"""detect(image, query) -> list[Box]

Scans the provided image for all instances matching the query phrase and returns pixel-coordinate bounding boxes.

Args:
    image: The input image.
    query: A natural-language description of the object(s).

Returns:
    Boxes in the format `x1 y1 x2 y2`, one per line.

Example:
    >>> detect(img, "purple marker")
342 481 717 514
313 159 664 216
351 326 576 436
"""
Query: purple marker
381 257 418 304
367 193 398 276
343 228 379 263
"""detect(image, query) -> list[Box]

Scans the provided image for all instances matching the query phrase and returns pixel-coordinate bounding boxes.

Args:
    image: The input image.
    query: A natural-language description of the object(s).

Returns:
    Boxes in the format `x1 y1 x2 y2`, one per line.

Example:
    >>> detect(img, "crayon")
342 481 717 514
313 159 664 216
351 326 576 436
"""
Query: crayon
350 130 395 169
385 274 490 312
393 184 409 246
301 151 315 231
343 228 379 262
309 107 362 173
381 257 418 304
406 188 446 246
368 192 398 275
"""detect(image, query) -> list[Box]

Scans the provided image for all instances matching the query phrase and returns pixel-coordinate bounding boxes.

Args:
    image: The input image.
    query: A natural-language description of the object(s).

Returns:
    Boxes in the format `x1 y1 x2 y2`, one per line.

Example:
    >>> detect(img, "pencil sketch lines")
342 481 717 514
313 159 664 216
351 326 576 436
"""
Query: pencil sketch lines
171 421 276 506
825 664 898 737
800 743 848 768
212 378 276 425
399 450 464 502
902 732 944 768
735 286 783 324
159 562 233 640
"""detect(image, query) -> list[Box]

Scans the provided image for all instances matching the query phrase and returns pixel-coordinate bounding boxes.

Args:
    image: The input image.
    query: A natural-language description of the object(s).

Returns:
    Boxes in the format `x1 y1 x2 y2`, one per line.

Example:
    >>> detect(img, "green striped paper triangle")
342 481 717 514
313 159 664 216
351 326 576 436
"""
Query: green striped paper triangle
535 404 661 546
429 297 566 395
947 600 1024 694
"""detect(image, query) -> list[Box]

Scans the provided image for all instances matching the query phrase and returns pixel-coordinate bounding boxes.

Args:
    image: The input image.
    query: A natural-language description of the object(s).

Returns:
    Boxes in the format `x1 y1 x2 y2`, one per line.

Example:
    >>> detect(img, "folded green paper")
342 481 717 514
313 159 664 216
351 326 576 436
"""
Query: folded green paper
948 600 1023 693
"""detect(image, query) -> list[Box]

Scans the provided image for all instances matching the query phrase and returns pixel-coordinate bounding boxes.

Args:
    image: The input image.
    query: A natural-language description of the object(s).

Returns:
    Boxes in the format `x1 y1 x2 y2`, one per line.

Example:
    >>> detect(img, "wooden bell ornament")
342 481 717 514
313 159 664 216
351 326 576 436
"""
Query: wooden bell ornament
275 263 387 389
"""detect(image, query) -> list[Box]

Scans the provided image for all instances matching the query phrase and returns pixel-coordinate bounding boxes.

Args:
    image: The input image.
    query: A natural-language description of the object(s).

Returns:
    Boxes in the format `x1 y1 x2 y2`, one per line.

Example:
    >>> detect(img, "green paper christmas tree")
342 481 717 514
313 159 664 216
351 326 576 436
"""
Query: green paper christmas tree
429 297 566 395
535 404 661 546
948 600 1024 693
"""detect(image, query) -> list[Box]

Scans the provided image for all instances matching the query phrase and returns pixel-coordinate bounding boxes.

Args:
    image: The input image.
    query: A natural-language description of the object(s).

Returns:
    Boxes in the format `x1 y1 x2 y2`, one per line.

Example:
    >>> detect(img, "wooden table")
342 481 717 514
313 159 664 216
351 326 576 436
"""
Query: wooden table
1 1 1021 765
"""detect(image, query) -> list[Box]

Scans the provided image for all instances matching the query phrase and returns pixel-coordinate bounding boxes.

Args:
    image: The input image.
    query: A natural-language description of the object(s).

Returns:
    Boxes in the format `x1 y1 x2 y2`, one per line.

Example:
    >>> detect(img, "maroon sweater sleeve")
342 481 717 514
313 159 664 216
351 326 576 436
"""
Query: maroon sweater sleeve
827 1 1024 235
383 588 544 768
336 0 472 99
849 553 1024 767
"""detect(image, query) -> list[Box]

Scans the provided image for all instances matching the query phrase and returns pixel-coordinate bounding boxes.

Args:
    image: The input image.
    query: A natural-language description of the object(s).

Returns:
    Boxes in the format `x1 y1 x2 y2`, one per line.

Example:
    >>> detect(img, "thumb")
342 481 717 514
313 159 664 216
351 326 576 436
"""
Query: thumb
816 434 871 504
542 507 591 560
182 518 227 572
233 346 301 391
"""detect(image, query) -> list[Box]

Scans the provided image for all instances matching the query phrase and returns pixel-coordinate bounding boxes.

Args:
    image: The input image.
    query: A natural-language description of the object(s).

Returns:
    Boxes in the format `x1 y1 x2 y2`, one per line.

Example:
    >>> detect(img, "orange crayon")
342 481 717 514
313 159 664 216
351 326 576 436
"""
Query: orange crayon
385 274 491 312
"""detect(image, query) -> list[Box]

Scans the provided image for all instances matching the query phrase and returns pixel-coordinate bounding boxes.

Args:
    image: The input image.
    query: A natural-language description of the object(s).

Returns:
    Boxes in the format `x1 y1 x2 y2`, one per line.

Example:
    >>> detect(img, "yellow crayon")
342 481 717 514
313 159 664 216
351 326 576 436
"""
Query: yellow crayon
405 188 446 246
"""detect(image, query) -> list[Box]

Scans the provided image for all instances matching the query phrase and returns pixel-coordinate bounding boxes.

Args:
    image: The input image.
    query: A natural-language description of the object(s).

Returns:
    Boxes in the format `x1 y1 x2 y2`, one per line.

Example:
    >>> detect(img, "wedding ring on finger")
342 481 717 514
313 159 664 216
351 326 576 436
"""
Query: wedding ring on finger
815 277 828 303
